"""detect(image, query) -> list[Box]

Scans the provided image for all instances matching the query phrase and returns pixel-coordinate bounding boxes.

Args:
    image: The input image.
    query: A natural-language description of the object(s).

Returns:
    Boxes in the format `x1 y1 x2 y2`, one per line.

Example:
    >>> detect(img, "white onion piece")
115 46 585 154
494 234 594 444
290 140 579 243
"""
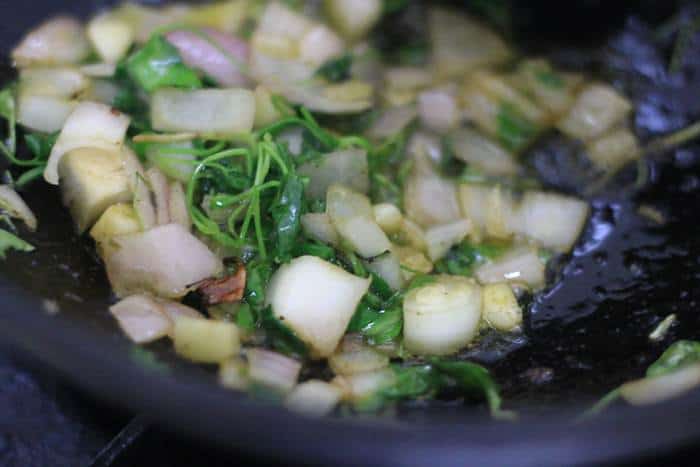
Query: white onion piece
329 335 390 375
482 283 522 332
45 102 130 185
587 127 640 170
12 17 91 66
247 348 302 394
105 223 223 298
151 88 255 135
301 212 339 246
109 294 172 344
157 297 203 324
266 256 371 357
364 251 403 290
404 174 461 228
87 15 134 63
0 185 37 231
16 94 75 133
123 148 156 231
620 364 700 406
254 85 283 129
325 0 382 41
145 167 170 226
79 63 117 78
146 141 196 183
373 203 402 234
418 88 459 134
276 128 304 156
168 182 191 230
429 7 510 78
257 1 313 40
384 67 433 91
19 67 89 98
174 317 240 363
326 185 391 258
337 369 395 402
298 25 345 67
407 132 443 172
558 84 632 141
475 247 545 288
450 128 518 177
403 275 482 356
87 79 120 104
299 149 369 199
219 358 249 391
285 380 343 416
368 105 417 139
514 192 590 252
165 29 249 87
424 219 471 262
90 203 142 256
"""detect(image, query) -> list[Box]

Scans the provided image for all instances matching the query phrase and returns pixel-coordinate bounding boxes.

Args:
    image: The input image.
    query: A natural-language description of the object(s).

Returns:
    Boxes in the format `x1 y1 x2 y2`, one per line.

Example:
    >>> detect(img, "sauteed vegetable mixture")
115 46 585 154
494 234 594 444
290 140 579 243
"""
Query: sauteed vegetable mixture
1 0 699 417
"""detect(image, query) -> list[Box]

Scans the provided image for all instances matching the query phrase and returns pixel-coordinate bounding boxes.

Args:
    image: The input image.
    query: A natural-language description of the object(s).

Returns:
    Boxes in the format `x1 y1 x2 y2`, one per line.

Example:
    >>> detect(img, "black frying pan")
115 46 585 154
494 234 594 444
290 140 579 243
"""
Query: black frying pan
2 1 700 466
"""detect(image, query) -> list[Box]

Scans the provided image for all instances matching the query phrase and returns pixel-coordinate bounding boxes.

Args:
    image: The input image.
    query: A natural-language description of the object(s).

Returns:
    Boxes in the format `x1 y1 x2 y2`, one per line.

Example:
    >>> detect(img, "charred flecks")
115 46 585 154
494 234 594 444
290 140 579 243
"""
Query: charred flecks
195 265 247 306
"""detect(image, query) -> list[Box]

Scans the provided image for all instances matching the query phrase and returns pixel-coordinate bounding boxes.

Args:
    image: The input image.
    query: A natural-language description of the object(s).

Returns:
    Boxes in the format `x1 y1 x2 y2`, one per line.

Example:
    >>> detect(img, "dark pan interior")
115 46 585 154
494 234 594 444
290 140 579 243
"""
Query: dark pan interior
2 1 700 465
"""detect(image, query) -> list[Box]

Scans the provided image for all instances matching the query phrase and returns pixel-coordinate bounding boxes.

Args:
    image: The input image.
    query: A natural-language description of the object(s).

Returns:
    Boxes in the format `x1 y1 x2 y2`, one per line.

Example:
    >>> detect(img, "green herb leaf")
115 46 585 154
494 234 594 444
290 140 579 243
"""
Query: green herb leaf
271 173 305 263
235 303 256 332
382 364 441 399
24 131 58 161
293 239 336 261
535 69 565 89
646 340 700 378
0 83 17 157
315 54 353 83
383 0 410 15
244 260 273 310
0 229 34 259
435 240 508 276
260 306 308 357
496 103 538 152
125 35 203 93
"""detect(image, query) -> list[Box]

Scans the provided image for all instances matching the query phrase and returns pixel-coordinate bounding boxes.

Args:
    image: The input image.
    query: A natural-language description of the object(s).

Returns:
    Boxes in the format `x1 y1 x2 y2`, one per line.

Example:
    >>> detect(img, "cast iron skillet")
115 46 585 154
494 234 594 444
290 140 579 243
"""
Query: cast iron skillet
2 1 700 465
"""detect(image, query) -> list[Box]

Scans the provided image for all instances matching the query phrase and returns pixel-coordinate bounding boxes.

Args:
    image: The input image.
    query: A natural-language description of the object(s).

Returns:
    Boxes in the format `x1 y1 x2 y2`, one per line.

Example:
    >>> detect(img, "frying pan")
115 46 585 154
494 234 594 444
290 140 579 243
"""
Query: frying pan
2 1 700 465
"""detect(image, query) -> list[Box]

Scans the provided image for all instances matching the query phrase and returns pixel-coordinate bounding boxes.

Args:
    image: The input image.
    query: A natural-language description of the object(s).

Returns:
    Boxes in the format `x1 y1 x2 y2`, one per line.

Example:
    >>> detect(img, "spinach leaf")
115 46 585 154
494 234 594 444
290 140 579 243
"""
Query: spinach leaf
646 340 700 378
535 69 565 89
435 241 509 276
24 132 58 161
293 239 335 261
383 0 410 15
496 103 538 152
125 35 202 93
244 260 273 310
0 229 34 259
0 84 15 152
382 364 442 399
433 360 515 420
271 173 305 263
235 303 256 332
260 306 308 357
315 54 353 83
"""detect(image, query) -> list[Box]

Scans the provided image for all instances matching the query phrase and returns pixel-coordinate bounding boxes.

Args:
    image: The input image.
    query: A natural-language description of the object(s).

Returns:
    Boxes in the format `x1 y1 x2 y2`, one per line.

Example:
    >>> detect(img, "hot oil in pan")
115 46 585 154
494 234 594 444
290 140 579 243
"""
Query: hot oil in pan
1 10 700 414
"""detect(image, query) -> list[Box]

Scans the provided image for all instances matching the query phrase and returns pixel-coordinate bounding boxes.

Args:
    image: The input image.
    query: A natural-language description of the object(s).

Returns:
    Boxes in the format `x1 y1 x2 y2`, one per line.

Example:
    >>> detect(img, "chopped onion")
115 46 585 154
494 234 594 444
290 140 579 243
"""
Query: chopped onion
364 251 403 290
299 149 369 199
87 79 120 104
475 247 545 288
398 218 428 252
0 185 37 231
16 94 75 133
429 7 510 79
109 294 172 344
45 101 130 185
145 167 170 226
513 191 590 252
424 219 471 262
403 275 482 356
165 29 249 87
620 364 700 406
12 17 91 67
87 15 134 63
458 183 517 239
298 25 345 67
337 368 395 402
146 141 196 183
384 67 433 91
396 245 433 281
450 128 518 177
257 1 313 41
587 127 640 171
127 154 157 231
482 283 522 331
557 84 632 141
174 317 241 363
373 203 403 235
403 173 461 228
285 380 343 416
418 87 459 134
59 148 132 233
247 348 302 394
324 0 382 42
151 88 255 135
89 203 141 255
301 212 340 247
407 132 443 171
79 63 117 78
254 85 283 129
218 357 249 391
266 255 371 357
368 104 417 140
327 184 391 258
514 59 583 117
104 223 223 298
168 182 191 230
19 67 89 98
329 335 390 375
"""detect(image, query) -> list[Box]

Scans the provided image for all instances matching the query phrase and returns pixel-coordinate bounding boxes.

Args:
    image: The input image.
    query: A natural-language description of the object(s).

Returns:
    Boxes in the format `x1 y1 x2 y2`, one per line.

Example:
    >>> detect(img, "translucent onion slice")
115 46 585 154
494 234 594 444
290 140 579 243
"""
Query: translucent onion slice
298 149 369 200
620 364 700 406
168 182 191 230
174 317 241 363
109 294 172 344
247 348 302 394
329 335 390 376
424 219 471 262
16 94 75 133
301 212 340 246
12 17 91 66
450 128 518 177
87 15 134 64
475 247 545 288
44 101 130 185
19 67 89 98
145 167 171 226
285 380 343 416
404 173 461 228
0 185 37 231
368 105 417 140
